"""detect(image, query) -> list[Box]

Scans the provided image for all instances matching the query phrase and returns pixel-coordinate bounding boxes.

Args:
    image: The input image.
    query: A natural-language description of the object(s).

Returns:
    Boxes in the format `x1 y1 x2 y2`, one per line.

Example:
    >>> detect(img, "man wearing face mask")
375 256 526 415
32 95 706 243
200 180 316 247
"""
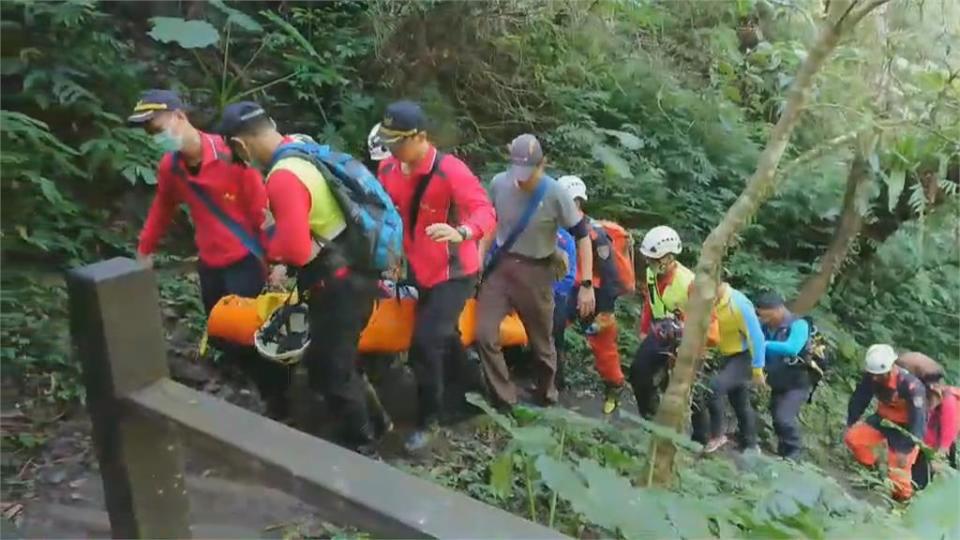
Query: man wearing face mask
477 134 595 410
127 90 289 416
218 101 381 454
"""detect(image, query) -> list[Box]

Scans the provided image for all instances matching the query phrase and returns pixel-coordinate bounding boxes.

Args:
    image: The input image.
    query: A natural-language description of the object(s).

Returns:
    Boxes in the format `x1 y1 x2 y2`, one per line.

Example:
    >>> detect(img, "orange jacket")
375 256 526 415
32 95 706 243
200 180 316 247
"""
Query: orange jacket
847 367 926 438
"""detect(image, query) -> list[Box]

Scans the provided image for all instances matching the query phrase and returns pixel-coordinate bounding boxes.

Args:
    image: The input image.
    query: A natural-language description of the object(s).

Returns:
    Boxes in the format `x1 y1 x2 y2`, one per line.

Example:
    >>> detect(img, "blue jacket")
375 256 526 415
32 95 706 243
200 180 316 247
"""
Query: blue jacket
554 228 577 297
762 314 811 390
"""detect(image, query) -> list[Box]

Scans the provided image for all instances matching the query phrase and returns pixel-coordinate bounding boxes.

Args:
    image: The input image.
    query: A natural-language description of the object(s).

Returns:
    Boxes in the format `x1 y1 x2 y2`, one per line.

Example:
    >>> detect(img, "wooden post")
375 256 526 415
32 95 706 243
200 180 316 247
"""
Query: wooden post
67 257 191 539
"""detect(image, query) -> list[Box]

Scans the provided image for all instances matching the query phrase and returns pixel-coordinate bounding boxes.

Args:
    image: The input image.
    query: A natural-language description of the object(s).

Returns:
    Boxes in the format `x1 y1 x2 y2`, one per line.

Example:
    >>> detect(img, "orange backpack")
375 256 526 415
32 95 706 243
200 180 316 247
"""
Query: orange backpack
458 298 528 348
595 220 636 293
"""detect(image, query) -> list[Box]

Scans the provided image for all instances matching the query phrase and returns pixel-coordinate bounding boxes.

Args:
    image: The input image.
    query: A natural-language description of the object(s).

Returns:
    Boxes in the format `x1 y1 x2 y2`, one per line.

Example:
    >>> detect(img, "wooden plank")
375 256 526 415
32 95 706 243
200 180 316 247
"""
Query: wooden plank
129 379 566 540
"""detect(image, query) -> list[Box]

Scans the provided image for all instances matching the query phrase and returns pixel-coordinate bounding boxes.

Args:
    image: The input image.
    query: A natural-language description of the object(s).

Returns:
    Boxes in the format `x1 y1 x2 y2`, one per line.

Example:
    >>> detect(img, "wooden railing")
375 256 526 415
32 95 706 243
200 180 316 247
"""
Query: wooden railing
67 257 563 539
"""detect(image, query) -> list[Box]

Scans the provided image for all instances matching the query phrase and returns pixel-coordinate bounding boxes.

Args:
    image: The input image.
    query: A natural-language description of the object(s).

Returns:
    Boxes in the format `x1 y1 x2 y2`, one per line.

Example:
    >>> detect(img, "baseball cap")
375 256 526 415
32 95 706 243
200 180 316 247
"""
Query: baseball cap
377 101 426 144
507 133 544 183
754 290 785 309
217 101 270 138
127 89 185 125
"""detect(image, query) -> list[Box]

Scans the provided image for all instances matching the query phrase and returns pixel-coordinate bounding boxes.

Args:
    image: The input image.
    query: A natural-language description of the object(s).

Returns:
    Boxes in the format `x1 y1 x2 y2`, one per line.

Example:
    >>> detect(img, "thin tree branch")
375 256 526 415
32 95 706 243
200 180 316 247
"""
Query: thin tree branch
847 0 892 28
835 0 862 28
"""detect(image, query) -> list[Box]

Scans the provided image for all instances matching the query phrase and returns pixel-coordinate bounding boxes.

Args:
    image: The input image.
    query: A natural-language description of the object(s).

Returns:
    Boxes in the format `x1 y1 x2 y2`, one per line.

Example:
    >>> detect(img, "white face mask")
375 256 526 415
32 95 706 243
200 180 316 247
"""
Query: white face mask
153 129 183 153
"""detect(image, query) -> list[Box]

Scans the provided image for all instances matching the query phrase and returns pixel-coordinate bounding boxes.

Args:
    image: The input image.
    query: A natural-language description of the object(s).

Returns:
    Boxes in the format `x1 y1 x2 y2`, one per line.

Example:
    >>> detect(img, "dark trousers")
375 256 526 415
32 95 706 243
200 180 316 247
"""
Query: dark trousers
706 351 757 448
477 255 557 406
770 386 810 459
629 334 674 418
199 255 290 414
912 441 957 490
300 251 377 445
410 275 477 428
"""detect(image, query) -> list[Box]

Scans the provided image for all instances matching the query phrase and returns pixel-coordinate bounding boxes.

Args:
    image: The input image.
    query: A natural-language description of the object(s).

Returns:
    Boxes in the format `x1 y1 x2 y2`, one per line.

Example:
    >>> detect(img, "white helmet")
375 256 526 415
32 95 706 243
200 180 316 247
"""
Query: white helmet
254 303 310 364
558 175 588 201
368 123 391 161
864 344 897 374
640 225 682 259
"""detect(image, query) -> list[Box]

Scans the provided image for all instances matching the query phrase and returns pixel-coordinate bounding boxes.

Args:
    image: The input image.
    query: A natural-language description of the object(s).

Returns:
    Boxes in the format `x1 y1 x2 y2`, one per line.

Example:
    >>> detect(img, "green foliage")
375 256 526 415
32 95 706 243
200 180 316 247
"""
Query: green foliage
0 277 78 405
258 4 377 153
830 203 960 364
1 0 157 265
460 393 957 539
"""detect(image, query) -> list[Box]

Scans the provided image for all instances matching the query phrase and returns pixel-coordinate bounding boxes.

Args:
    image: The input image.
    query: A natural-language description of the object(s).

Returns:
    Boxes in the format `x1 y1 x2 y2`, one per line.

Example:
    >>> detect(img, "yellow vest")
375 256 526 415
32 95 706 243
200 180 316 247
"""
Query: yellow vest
713 286 751 357
267 156 346 240
646 263 694 319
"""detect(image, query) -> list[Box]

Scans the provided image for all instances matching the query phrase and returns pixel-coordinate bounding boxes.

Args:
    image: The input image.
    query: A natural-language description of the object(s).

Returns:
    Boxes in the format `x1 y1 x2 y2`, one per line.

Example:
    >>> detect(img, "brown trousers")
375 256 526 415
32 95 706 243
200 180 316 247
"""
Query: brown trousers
476 255 558 406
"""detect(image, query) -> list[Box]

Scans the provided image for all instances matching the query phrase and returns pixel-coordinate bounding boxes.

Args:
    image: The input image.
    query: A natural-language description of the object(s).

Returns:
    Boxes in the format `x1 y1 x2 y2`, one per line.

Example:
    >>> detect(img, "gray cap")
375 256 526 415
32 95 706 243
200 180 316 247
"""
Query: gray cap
507 133 543 183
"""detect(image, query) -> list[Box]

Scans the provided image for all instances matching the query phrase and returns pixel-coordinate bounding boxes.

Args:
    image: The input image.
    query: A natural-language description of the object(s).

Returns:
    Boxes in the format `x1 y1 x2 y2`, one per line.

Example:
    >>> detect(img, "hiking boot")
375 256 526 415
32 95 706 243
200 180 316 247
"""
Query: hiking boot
704 436 728 454
602 383 623 415
354 442 382 461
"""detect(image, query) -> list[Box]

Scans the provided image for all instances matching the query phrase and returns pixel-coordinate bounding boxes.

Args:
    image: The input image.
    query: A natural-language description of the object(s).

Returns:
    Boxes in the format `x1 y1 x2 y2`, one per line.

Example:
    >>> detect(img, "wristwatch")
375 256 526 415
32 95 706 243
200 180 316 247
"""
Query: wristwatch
580 279 594 289
456 225 472 241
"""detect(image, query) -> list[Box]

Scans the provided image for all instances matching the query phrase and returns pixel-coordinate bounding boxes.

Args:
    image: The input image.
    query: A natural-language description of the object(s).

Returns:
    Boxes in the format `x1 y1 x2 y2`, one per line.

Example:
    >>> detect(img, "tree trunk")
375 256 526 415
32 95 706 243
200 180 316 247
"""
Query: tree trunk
647 0 890 487
791 143 875 314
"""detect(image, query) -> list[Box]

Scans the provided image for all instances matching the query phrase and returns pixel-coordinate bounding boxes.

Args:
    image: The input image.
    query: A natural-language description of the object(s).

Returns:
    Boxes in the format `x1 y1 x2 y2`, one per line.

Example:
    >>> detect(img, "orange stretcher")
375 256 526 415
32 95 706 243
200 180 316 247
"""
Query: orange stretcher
207 292 528 355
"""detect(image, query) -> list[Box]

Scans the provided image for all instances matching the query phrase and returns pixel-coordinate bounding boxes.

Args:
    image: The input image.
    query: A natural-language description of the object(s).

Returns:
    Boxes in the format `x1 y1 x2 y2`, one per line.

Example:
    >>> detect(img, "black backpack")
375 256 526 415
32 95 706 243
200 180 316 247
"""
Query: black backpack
802 316 832 401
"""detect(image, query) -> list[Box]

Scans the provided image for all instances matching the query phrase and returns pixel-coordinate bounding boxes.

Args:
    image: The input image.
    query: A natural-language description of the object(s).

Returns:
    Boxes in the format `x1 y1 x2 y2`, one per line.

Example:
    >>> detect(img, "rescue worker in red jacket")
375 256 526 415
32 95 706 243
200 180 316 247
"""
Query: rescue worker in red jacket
376 101 496 452
218 102 380 454
127 90 289 417
555 175 627 414
845 344 927 501
895 352 959 490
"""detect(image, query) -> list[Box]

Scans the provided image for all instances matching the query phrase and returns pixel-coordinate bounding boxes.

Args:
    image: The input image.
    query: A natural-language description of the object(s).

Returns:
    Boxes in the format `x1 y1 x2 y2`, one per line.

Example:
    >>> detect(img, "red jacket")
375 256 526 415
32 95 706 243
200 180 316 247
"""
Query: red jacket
138 133 266 268
925 387 960 451
263 136 315 267
378 146 495 289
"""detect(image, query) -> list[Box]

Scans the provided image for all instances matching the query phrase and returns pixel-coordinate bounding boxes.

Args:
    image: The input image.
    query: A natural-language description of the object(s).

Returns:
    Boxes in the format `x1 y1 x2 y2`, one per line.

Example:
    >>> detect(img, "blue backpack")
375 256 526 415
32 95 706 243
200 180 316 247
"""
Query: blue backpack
268 136 403 272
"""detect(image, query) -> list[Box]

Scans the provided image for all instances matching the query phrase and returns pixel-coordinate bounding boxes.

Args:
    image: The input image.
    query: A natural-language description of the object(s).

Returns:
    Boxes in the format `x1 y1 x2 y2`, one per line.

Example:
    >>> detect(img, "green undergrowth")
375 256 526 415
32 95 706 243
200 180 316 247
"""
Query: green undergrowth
0 267 206 502
403 393 959 539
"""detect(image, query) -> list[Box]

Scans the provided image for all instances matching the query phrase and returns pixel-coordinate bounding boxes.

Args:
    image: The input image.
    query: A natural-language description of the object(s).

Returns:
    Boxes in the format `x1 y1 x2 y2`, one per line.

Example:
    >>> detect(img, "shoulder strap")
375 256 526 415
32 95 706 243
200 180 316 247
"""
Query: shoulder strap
408 152 445 239
269 142 313 170
646 269 666 318
169 152 264 260
483 178 549 277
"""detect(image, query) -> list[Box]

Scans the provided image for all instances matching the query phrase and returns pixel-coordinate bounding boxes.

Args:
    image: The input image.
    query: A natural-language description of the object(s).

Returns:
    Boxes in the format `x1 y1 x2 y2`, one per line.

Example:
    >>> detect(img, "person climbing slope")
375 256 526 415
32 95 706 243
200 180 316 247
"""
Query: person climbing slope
629 226 718 418
845 344 927 501
375 101 496 452
477 134 595 410
699 282 766 454
754 291 812 460
894 351 958 490
127 90 287 417
913 368 959 490
219 101 398 455
556 175 630 414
